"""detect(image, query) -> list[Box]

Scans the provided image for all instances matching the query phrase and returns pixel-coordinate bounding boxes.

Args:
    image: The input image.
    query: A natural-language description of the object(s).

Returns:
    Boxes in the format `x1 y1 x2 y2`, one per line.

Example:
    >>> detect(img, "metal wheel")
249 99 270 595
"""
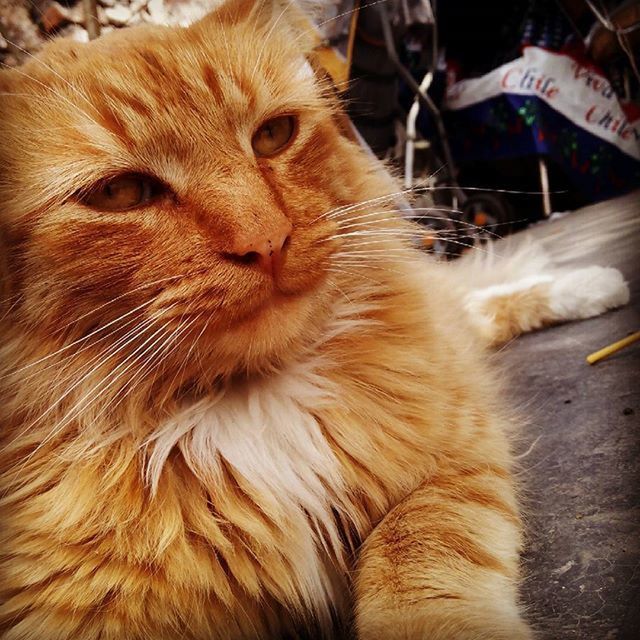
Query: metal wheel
460 193 513 245
412 200 462 260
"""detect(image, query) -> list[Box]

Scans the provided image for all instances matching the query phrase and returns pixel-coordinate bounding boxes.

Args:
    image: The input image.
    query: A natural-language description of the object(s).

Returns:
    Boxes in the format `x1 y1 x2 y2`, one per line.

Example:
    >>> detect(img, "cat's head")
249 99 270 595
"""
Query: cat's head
0 0 390 391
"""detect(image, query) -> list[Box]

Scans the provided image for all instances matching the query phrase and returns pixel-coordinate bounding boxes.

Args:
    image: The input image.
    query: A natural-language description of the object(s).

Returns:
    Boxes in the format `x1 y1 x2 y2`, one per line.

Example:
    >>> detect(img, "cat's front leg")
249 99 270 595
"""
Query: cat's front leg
353 464 533 640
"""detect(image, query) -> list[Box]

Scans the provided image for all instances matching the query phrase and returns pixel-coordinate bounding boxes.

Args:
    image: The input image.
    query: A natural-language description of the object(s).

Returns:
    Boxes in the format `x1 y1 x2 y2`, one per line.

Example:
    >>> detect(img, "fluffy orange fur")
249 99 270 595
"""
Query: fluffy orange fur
2 1 624 639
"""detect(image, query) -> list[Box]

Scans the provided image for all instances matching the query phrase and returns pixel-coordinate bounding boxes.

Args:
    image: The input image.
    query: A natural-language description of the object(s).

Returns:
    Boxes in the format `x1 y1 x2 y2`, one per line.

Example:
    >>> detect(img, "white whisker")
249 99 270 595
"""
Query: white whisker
18 309 180 464
57 275 184 333
250 0 299 84
1 35 98 113
83 313 205 440
3 306 175 452
1 296 160 383
1 63 100 129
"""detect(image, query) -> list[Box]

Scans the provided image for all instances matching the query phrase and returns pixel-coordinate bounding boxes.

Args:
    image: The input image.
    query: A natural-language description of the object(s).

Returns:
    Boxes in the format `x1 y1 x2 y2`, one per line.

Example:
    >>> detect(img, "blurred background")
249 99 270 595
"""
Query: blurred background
321 0 640 256
1 0 638 255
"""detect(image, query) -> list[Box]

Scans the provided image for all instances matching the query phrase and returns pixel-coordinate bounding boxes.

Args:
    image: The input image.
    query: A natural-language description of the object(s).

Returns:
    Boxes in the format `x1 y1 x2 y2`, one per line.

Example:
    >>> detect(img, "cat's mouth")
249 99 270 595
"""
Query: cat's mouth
246 246 335 307
236 273 328 323
174 271 334 378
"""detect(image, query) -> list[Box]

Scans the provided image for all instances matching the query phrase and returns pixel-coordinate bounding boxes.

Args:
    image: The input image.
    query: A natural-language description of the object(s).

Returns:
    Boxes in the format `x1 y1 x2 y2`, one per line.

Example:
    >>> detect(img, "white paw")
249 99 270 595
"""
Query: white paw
549 266 630 321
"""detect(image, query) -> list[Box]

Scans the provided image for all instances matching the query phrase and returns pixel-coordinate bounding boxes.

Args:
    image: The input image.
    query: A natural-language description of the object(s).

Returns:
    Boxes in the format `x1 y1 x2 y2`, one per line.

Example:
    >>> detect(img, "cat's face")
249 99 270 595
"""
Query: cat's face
0 1 376 382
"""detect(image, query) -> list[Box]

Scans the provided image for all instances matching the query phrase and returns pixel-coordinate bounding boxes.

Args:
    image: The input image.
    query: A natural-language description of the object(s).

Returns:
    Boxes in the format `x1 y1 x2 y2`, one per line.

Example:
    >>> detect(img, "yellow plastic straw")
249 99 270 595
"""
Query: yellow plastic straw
586 331 640 365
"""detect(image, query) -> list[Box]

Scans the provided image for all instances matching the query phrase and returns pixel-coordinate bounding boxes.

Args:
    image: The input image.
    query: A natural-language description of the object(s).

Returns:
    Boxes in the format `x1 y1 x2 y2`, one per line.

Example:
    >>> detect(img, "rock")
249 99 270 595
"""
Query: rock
136 9 150 22
104 5 131 26
0 0 46 66
67 24 89 43
39 1 73 33
129 0 149 14
37 1 85 33
57 22 89 43
127 12 145 26
146 0 166 23
98 6 109 26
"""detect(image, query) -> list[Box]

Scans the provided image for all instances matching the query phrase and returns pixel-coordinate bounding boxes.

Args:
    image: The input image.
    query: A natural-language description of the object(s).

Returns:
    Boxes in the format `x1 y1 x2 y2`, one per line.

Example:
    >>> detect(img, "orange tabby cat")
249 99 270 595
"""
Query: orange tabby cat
0 1 629 639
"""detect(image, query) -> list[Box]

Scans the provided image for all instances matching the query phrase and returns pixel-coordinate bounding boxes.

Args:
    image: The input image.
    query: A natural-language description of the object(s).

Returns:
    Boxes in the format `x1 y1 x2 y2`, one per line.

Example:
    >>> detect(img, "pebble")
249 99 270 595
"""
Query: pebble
147 0 167 23
127 12 145 26
38 1 86 33
66 23 89 43
98 7 110 26
129 0 150 14
104 5 132 27
40 2 73 33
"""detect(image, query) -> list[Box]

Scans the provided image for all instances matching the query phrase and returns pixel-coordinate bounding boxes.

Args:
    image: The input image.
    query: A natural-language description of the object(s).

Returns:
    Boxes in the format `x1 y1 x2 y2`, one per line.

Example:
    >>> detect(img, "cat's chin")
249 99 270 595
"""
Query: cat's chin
201 282 334 377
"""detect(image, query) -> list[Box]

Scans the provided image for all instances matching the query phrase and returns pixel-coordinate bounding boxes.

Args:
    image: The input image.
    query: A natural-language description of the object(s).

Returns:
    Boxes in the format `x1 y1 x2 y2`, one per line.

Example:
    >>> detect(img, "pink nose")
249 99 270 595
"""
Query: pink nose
226 219 293 279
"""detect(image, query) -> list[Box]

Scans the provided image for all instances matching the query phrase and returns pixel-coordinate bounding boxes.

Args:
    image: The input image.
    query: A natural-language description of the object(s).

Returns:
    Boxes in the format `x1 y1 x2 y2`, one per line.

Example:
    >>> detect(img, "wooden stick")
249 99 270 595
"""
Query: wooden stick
586 331 640 365
83 0 101 41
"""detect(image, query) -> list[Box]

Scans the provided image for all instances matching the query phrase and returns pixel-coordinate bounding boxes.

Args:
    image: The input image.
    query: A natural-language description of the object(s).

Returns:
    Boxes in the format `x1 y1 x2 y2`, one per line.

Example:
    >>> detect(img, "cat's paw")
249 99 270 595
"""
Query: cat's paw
549 266 630 321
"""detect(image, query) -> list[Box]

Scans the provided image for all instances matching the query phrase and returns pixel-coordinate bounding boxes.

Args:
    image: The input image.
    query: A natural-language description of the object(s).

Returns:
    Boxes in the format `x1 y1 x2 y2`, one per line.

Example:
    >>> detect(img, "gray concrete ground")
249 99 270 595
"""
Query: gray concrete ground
496 192 640 639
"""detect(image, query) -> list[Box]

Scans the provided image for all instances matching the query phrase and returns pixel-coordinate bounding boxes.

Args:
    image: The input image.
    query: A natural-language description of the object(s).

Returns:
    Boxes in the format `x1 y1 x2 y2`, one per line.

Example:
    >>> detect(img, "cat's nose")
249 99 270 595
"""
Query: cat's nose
226 219 293 279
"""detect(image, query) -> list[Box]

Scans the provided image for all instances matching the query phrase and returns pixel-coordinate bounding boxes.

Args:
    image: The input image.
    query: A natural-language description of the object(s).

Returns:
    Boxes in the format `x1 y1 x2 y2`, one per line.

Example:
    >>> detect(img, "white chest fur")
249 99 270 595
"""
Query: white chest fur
144 359 348 617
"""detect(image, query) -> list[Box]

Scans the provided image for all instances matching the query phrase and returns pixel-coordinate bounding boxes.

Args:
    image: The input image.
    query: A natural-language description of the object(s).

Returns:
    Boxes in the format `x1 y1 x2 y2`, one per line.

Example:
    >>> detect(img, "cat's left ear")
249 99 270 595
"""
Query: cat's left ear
260 0 321 51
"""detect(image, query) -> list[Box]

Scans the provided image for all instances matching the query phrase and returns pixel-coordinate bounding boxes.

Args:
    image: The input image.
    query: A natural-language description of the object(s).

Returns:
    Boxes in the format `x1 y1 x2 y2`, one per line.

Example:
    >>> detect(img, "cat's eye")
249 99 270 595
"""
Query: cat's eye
252 115 296 157
83 174 159 211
